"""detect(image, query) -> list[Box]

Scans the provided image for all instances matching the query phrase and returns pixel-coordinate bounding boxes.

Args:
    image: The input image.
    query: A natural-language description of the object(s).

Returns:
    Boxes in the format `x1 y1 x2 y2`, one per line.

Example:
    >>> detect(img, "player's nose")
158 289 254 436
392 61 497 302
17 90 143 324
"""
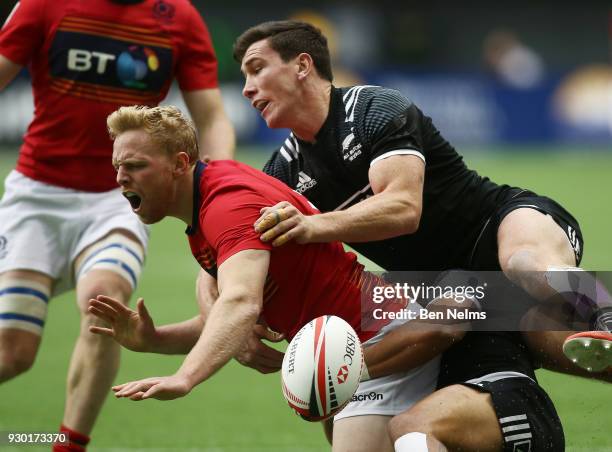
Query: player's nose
242 78 256 99
116 167 129 186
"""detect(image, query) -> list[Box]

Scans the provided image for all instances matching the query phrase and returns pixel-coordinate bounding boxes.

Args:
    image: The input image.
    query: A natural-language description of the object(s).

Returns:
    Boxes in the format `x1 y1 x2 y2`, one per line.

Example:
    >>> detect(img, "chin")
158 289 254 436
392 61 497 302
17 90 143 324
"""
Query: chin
137 213 163 225
264 109 283 129
265 116 286 130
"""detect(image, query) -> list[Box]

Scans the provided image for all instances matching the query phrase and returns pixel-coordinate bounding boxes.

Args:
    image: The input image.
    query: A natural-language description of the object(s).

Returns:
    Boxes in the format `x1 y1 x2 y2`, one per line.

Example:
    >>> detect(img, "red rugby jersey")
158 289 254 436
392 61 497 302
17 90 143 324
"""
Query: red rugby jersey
187 160 387 342
0 0 218 191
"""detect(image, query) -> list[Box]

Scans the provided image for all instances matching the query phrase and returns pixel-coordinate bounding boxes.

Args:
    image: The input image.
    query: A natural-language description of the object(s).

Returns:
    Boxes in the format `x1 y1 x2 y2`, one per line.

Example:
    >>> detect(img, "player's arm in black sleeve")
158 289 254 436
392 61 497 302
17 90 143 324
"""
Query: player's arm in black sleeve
301 89 426 243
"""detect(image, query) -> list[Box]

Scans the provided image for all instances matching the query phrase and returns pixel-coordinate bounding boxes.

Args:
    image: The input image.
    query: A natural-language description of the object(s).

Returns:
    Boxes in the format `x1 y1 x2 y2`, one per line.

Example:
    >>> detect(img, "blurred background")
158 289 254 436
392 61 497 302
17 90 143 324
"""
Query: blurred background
1 0 611 148
0 1 611 451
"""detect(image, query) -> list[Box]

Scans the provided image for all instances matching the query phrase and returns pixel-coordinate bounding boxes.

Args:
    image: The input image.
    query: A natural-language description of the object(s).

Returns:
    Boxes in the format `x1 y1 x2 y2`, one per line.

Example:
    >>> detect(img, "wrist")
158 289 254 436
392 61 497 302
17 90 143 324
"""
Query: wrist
175 367 202 390
308 213 329 243
145 328 163 353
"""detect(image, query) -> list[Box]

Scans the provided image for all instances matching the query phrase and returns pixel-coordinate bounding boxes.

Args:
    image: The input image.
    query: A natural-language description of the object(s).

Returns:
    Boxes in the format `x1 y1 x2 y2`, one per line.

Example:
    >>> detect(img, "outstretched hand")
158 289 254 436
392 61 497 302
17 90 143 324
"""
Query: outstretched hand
254 201 316 247
112 374 192 401
235 324 285 374
88 295 157 352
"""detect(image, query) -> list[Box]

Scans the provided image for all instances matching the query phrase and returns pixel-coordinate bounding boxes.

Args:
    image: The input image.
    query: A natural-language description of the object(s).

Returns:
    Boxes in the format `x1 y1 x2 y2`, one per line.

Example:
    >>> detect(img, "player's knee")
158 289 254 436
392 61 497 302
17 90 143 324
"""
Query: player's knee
0 343 37 382
388 410 451 446
388 411 431 442
0 279 48 382
500 248 541 276
79 276 132 309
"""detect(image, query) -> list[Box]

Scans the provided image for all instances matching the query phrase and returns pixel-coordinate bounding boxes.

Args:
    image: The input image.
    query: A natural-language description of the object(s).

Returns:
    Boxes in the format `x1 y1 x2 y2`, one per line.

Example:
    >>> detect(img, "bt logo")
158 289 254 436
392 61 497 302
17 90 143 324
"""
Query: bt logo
67 45 160 89
68 49 115 73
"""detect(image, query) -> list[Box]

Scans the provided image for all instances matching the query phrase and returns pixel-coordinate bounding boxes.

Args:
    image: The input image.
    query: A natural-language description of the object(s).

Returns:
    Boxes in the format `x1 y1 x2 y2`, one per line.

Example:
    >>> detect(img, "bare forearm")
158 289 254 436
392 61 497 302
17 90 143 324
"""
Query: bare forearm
310 192 419 243
198 114 235 160
364 329 461 379
150 316 204 354
176 296 260 386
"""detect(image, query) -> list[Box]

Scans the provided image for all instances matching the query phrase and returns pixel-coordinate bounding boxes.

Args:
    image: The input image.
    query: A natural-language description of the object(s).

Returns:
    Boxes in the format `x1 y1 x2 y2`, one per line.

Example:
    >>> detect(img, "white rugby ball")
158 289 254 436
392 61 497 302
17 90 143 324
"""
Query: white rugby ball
281 315 364 421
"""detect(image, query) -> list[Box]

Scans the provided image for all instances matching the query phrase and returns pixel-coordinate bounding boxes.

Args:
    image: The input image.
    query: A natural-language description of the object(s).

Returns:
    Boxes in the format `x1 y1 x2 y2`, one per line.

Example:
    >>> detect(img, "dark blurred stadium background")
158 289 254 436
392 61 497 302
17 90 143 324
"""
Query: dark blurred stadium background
1 0 611 148
0 2 610 451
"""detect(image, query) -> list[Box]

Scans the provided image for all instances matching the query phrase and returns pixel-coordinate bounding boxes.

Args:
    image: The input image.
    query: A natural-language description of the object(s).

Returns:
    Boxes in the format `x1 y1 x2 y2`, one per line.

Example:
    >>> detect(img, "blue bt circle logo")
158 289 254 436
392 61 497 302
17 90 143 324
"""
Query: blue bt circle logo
116 45 159 88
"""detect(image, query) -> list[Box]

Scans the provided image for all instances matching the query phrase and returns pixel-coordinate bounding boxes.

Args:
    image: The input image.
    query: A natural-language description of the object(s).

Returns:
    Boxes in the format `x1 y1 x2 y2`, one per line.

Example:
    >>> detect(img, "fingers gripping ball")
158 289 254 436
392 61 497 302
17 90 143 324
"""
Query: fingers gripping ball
281 315 364 421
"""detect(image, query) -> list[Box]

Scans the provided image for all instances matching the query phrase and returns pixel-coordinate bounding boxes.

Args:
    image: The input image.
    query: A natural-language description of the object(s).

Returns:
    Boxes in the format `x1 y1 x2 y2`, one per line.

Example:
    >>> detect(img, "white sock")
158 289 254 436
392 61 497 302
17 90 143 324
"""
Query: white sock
394 432 428 452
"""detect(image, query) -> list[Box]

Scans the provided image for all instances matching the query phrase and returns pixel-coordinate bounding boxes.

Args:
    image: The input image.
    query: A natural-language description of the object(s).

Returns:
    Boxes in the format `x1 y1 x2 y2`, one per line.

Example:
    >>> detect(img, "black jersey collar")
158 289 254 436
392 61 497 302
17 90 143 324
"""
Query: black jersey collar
185 160 206 236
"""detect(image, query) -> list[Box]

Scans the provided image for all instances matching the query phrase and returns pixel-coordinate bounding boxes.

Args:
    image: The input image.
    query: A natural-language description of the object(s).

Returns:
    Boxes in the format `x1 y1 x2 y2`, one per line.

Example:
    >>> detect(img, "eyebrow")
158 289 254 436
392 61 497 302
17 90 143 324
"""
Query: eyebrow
241 56 262 74
113 156 140 168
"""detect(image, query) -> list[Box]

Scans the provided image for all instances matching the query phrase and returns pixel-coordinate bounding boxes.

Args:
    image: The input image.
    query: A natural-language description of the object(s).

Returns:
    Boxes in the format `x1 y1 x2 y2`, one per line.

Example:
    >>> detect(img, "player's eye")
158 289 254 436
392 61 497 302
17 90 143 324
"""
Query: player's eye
126 162 145 170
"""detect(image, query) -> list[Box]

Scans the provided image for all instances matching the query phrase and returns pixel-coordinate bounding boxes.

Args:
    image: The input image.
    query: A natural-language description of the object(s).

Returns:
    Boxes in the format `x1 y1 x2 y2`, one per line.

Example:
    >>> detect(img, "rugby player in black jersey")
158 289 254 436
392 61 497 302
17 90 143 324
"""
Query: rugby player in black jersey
224 20 611 452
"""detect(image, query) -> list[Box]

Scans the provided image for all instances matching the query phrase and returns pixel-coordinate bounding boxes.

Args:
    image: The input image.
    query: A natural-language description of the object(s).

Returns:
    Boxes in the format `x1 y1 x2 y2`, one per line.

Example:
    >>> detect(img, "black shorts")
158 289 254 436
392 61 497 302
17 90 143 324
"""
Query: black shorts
468 190 584 270
463 375 564 452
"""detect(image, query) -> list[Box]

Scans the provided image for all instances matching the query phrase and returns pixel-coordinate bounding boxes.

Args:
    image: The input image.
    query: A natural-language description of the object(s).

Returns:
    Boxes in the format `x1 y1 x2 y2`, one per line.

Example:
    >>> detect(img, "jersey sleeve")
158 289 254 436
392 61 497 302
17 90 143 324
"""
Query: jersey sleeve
201 188 272 267
175 3 218 91
360 88 427 167
0 0 45 65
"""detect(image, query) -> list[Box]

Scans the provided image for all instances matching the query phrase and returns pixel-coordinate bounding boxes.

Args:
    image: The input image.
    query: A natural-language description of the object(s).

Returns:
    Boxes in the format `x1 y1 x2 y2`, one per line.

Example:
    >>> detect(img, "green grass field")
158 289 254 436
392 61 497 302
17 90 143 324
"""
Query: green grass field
0 147 610 451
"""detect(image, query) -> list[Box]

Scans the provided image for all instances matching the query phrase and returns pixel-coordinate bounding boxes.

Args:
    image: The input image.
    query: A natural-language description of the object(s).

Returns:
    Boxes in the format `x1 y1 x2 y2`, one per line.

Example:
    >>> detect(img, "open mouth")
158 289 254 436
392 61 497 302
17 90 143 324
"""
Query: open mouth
123 191 142 210
254 100 269 113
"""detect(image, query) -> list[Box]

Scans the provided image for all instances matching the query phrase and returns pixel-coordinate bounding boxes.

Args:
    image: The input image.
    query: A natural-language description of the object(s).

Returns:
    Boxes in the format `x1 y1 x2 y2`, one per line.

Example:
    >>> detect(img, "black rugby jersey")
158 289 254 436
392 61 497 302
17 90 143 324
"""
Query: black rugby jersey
263 85 521 271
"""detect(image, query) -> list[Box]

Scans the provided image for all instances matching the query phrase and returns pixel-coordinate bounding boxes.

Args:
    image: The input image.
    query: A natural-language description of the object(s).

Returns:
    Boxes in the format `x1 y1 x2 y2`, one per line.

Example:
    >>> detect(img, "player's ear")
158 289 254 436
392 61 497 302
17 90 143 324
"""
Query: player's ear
174 151 191 175
296 53 314 80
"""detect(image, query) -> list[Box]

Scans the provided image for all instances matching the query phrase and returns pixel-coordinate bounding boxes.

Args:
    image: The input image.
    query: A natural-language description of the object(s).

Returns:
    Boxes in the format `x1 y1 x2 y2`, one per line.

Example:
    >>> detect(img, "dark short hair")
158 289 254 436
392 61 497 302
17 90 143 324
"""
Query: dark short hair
233 20 333 82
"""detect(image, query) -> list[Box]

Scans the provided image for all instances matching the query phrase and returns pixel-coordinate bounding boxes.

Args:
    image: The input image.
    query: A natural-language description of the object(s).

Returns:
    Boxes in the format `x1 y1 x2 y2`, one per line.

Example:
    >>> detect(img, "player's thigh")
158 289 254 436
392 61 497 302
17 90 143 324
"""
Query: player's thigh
333 415 393 452
497 208 576 270
73 229 144 315
389 384 502 452
0 270 54 367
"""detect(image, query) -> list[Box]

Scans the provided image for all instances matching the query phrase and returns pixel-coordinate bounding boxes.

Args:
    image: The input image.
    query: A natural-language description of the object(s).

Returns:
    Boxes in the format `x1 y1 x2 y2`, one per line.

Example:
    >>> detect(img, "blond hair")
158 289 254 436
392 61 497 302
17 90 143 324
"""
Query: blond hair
107 105 199 163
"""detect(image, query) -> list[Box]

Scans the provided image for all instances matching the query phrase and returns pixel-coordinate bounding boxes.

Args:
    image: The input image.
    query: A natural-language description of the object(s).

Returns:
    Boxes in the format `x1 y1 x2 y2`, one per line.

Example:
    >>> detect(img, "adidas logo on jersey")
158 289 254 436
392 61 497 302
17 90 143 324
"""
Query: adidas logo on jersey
296 171 317 194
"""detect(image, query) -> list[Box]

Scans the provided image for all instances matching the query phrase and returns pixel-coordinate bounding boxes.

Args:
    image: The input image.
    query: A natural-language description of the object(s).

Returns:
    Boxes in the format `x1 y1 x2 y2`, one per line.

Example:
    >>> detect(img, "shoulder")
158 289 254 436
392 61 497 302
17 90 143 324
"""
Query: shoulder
172 0 206 21
341 86 416 138
3 0 48 22
340 85 413 117
361 86 414 124
205 160 282 200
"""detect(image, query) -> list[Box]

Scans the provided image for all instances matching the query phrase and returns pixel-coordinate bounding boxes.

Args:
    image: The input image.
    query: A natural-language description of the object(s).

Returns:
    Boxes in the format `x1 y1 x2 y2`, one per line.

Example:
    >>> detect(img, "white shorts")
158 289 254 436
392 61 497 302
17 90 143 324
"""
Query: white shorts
334 313 440 421
0 170 149 296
